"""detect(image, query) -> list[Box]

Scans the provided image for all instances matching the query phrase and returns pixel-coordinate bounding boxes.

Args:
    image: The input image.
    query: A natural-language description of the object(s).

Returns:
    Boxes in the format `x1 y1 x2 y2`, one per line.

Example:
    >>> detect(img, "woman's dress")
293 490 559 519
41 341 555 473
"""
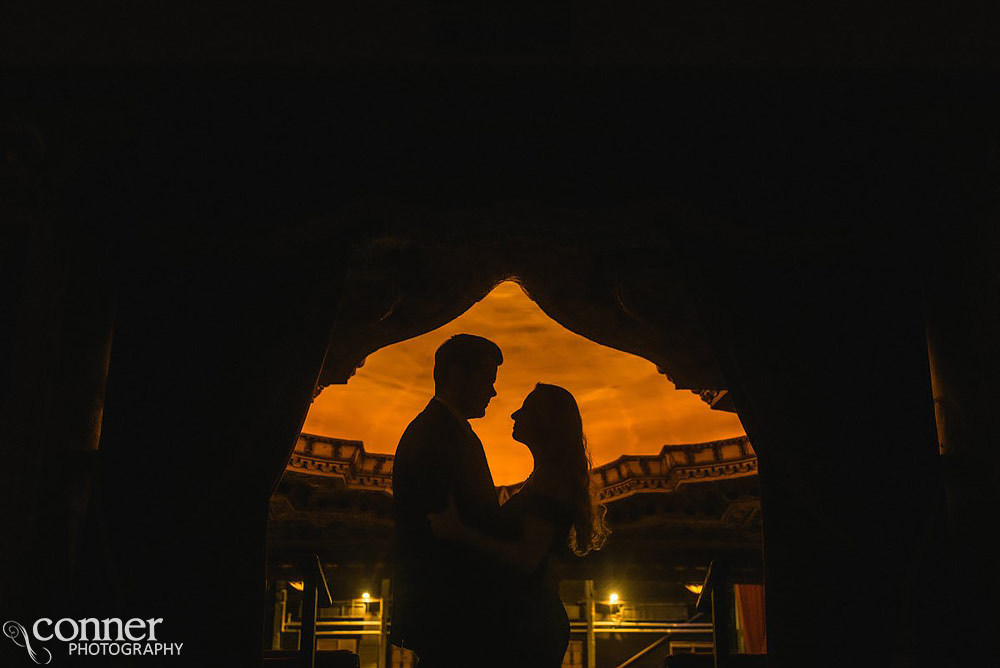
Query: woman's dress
499 483 575 668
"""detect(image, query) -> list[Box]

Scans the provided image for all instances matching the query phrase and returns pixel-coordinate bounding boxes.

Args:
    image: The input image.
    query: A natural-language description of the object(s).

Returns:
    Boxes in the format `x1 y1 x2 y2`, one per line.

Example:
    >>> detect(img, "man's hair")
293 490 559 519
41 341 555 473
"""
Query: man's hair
433 334 503 386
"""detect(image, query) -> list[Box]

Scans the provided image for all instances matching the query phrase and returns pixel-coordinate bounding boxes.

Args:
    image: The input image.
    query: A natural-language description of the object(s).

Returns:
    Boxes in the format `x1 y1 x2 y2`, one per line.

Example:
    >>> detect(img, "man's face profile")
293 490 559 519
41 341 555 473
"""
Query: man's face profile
457 363 498 419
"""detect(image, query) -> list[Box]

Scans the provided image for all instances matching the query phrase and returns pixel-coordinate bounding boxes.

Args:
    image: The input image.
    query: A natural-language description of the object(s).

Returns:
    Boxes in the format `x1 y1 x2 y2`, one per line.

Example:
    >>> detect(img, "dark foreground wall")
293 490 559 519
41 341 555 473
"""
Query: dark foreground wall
2 71 998 667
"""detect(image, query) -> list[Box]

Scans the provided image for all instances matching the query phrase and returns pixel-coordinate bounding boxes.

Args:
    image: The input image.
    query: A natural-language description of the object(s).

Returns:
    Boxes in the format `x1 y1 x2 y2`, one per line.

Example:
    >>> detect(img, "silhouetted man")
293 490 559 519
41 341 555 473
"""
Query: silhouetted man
391 334 506 667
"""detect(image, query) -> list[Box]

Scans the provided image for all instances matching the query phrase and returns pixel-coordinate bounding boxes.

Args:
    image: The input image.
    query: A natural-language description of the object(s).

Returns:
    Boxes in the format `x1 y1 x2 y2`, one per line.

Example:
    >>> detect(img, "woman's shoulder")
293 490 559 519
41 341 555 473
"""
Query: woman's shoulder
519 486 574 527
531 475 575 505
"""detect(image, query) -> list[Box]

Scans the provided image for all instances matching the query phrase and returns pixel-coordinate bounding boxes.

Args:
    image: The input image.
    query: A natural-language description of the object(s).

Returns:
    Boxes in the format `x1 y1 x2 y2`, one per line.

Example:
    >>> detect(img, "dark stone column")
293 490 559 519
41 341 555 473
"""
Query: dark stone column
0 210 115 622
924 215 1000 668
88 224 350 664
679 226 943 667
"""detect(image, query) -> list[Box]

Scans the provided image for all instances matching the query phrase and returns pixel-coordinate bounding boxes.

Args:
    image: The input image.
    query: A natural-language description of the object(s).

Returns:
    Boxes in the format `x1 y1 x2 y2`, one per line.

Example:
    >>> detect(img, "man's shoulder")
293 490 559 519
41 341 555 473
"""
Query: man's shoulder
401 400 450 435
396 401 463 455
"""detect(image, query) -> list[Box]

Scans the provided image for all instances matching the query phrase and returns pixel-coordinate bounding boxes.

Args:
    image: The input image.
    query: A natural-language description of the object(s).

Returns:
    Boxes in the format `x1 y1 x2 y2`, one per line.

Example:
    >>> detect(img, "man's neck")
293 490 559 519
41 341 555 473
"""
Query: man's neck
432 395 469 425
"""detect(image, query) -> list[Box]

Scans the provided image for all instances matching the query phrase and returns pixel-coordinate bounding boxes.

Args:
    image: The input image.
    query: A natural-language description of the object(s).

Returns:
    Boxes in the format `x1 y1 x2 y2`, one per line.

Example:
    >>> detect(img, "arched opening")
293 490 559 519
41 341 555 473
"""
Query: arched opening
267 256 764 667
306 280 745 483
54 199 944 668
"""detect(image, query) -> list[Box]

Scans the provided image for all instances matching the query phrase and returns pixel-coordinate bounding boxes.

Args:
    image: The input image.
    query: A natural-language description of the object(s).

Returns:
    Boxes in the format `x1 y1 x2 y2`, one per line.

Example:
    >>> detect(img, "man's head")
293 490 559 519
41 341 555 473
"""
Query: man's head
433 334 503 419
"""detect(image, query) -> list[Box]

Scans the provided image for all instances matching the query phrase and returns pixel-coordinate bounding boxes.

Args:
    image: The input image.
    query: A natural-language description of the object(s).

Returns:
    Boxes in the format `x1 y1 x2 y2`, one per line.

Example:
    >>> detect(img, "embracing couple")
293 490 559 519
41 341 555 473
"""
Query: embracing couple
391 334 610 668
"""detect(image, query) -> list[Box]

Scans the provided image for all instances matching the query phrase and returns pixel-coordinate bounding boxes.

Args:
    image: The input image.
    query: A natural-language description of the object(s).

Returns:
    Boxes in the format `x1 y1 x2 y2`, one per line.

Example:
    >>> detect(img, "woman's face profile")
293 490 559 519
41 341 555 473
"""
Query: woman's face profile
511 391 542 447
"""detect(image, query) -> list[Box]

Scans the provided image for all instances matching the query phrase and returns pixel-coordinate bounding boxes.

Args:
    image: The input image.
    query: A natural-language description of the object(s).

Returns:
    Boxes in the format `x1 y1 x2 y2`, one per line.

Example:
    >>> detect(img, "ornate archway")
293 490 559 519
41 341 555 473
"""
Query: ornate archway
317 200 735 413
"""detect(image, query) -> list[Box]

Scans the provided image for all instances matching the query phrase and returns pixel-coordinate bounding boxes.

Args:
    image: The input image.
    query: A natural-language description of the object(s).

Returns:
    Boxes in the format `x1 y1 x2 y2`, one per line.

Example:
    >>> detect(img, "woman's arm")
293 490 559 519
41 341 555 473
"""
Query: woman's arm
428 496 554 574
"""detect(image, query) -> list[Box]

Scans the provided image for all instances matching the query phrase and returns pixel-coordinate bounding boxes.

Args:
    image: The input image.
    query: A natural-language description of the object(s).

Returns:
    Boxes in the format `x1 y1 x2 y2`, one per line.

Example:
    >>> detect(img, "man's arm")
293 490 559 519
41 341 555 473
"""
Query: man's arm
393 416 457 540
428 496 554 574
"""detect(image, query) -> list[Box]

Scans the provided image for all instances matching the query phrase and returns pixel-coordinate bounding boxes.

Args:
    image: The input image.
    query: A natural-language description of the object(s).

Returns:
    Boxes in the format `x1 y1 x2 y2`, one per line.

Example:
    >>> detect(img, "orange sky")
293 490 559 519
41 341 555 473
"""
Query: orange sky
303 281 745 485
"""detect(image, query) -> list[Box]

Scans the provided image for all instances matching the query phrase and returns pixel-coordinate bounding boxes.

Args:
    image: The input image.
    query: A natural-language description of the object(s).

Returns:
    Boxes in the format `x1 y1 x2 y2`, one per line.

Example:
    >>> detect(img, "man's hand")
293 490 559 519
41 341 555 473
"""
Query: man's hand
427 494 466 541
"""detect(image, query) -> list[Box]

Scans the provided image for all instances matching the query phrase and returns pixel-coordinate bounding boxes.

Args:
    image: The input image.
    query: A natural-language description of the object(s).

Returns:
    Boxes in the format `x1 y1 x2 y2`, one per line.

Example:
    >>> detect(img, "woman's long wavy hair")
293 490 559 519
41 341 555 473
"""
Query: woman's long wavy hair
531 383 610 556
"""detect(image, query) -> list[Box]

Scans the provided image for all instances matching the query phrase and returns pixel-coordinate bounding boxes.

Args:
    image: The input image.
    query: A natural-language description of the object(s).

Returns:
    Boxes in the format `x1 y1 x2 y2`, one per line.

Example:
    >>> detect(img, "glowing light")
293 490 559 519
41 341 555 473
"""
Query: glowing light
288 581 304 592
685 584 703 595
362 592 371 601
609 593 620 604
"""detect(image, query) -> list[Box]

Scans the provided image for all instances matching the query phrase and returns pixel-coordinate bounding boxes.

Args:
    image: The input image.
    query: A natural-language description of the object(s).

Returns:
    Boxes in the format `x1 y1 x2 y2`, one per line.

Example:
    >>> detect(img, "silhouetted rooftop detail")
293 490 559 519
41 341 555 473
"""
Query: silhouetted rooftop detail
287 433 757 504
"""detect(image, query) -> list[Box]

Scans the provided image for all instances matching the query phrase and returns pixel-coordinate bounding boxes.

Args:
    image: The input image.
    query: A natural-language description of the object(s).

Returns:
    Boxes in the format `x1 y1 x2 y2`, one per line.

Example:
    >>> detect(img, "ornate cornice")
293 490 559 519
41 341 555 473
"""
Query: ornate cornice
287 434 394 494
591 436 757 502
287 433 757 504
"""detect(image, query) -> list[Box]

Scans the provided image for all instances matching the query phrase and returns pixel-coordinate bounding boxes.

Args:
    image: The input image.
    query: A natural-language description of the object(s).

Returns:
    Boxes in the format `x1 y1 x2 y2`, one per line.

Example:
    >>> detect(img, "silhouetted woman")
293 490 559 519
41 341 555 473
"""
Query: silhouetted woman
428 383 610 667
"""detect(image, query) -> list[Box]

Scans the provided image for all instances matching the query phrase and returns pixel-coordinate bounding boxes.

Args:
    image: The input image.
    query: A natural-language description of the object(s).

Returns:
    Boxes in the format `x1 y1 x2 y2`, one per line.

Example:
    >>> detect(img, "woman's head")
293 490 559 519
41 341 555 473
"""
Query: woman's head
511 383 610 556
511 384 582 458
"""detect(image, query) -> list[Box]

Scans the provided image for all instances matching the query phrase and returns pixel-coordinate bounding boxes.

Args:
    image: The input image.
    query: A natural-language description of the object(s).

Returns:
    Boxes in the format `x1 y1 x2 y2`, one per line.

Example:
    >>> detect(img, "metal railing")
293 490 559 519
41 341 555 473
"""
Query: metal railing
275 578 715 668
